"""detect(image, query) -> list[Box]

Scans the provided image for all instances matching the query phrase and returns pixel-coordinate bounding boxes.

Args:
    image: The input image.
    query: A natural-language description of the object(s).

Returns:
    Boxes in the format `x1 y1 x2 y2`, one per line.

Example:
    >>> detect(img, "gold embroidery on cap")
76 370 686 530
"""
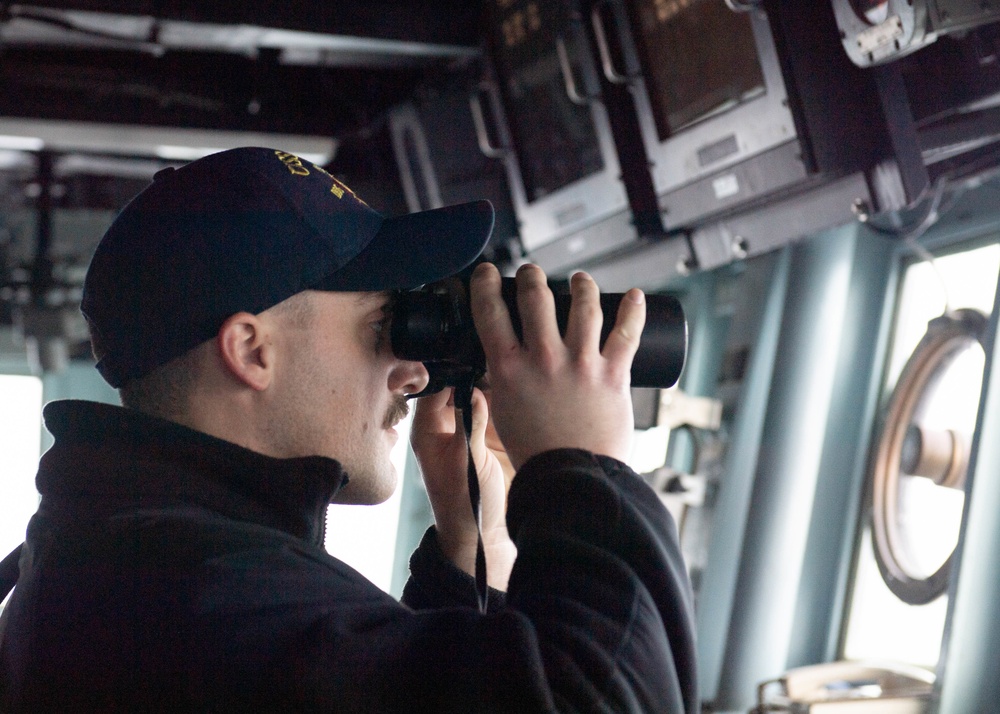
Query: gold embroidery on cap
274 151 310 176
333 178 367 206
310 163 368 206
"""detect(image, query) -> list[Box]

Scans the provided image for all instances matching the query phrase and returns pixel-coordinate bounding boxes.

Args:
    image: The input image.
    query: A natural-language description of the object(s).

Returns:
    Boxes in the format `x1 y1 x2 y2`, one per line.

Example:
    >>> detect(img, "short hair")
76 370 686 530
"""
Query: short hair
118 347 203 419
91 290 316 420
268 289 315 330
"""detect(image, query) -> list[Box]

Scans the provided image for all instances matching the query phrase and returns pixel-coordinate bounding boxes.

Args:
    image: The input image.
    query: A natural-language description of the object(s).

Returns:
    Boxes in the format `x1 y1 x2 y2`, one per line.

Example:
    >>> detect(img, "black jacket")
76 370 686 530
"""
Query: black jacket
0 400 697 712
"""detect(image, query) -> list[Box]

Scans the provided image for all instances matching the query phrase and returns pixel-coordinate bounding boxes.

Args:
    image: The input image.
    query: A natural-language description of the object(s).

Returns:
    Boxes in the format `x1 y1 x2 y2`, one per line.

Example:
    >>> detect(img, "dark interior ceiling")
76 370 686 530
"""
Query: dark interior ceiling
0 1 484 140
0 2 489 364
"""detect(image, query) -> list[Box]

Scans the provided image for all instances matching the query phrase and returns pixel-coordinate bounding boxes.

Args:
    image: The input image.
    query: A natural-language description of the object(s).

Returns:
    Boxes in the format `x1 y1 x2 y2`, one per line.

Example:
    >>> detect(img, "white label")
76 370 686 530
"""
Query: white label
857 15 904 54
555 203 587 228
713 174 740 200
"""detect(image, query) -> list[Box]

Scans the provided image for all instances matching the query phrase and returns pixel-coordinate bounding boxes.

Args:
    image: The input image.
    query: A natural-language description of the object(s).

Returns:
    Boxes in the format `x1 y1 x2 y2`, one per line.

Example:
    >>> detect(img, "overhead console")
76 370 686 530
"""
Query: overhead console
469 0 908 281
380 0 1000 286
387 72 522 268
621 0 804 233
828 0 1000 250
621 0 912 274
471 0 648 274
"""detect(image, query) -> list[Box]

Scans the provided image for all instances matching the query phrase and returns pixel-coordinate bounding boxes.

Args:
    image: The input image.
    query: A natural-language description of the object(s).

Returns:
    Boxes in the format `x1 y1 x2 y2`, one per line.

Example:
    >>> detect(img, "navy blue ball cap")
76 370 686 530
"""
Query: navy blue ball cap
81 146 494 388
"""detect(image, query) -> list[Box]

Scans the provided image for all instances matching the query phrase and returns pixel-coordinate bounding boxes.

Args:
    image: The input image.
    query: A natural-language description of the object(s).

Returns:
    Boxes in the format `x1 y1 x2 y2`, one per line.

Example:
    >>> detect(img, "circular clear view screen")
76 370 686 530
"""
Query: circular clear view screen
894 342 983 579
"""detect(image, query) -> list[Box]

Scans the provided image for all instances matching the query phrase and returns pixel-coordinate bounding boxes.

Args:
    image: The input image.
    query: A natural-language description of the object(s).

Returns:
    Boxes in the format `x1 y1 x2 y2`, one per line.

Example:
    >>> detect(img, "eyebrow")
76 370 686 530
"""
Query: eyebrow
354 291 391 306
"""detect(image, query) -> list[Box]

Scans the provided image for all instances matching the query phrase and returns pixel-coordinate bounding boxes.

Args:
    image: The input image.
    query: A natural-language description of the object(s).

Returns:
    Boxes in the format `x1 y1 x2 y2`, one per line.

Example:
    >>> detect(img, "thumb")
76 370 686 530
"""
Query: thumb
465 388 492 472
469 388 489 443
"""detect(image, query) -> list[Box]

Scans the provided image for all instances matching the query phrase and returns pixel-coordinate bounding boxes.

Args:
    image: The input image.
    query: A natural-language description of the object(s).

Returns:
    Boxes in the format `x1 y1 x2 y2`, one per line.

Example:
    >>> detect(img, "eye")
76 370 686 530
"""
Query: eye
371 304 393 348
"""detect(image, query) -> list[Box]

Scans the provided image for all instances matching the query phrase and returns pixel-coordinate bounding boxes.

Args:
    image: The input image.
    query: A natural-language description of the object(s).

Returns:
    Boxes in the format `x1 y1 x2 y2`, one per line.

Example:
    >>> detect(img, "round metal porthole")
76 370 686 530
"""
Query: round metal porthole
870 308 988 605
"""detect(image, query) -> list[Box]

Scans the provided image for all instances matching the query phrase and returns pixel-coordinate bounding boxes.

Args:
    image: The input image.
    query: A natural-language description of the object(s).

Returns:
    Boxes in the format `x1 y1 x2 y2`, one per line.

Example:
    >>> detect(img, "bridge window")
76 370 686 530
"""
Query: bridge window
842 241 999 667
0 374 43 611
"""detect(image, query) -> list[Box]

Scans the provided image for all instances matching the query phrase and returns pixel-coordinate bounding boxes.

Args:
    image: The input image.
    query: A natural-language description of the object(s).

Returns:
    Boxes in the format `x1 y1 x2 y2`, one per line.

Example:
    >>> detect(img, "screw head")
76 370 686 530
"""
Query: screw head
851 198 871 222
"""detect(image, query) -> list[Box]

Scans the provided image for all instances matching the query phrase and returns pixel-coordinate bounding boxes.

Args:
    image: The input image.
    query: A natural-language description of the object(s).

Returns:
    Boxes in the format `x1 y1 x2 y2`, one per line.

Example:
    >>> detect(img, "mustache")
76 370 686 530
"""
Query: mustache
383 396 409 429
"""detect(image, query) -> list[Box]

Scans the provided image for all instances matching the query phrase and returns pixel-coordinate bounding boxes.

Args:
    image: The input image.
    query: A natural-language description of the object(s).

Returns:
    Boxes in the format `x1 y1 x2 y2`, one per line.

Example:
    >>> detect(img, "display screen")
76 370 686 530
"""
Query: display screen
489 0 604 202
628 0 766 141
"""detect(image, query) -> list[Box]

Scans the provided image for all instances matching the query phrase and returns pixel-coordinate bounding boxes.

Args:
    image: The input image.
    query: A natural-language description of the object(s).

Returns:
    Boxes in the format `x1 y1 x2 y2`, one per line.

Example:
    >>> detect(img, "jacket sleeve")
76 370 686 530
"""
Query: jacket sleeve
400 526 508 613
340 449 698 714
503 448 698 713
297 447 698 713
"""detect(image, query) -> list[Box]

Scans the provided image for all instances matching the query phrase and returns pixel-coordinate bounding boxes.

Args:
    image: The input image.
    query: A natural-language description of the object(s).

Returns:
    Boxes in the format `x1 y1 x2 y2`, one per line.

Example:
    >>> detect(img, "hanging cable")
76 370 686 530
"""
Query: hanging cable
867 147 1000 314
453 376 489 614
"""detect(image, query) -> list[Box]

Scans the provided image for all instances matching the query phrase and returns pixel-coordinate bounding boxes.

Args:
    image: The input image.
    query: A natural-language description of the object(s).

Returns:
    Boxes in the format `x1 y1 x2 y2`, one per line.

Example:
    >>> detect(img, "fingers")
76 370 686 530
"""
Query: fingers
563 271 602 354
468 388 490 445
601 288 646 372
410 387 455 448
468 261 642 466
481 389 504 451
470 261 644 376
467 388 496 476
470 263 518 362
411 386 490 452
513 264 560 353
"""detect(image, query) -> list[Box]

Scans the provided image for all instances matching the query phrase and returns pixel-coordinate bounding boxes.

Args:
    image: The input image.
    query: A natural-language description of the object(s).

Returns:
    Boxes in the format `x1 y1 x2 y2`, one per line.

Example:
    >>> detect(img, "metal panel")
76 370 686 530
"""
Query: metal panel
690 172 876 271
479 0 632 255
527 206 645 278
658 140 808 230
628 4 799 197
581 230 693 292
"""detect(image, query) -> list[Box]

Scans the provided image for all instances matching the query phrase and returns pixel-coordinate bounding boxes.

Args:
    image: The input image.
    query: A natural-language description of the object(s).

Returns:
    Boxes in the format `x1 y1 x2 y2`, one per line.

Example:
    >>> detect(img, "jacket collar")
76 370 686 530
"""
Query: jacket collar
37 400 347 546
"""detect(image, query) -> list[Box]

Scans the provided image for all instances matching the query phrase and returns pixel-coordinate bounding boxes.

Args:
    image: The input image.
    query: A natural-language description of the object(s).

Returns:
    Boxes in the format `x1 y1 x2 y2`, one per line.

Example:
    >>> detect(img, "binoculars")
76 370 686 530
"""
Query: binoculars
391 277 687 396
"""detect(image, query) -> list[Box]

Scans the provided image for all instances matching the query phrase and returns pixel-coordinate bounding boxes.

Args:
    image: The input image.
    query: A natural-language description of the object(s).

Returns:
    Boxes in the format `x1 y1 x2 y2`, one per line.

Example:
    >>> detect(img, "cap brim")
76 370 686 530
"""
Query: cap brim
313 199 495 292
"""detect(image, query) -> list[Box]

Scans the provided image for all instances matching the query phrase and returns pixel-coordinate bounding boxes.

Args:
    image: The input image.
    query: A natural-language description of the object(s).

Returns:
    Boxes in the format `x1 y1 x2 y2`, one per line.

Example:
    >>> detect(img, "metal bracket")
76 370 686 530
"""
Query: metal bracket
657 388 724 430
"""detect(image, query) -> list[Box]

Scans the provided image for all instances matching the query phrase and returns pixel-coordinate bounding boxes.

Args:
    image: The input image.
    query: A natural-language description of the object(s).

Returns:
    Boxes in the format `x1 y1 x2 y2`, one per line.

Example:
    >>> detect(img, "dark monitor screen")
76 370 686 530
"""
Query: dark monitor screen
628 0 766 141
489 0 604 202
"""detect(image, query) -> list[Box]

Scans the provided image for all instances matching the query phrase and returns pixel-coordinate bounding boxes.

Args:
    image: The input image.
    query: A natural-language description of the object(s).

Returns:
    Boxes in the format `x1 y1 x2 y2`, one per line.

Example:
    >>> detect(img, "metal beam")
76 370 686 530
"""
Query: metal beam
6 1 483 49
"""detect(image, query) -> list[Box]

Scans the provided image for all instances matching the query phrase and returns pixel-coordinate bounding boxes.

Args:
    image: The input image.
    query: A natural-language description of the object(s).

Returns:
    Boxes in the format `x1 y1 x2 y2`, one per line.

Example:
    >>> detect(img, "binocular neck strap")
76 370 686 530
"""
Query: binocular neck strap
454 377 489 614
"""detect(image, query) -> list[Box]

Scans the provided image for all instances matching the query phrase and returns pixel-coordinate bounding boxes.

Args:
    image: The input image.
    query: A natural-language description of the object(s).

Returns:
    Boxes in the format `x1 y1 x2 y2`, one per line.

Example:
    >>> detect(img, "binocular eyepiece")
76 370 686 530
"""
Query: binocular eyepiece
391 277 687 397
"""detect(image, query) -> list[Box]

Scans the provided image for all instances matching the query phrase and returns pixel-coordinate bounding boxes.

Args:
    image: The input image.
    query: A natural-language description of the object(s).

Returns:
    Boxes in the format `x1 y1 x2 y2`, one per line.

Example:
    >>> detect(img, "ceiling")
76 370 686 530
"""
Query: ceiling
0 1 485 150
0 2 489 366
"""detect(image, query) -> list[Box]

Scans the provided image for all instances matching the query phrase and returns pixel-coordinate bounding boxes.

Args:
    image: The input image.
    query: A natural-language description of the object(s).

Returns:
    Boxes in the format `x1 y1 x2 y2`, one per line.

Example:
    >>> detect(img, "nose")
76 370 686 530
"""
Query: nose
390 358 430 397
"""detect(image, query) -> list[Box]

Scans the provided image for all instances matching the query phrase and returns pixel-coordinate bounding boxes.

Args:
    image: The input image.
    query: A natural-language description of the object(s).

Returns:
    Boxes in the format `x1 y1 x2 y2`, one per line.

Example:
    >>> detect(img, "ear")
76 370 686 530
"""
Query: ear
216 312 274 391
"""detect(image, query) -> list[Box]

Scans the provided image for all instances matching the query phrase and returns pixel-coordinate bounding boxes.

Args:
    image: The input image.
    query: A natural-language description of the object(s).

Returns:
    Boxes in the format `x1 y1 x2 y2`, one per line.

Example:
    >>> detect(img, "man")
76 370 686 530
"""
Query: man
0 147 697 712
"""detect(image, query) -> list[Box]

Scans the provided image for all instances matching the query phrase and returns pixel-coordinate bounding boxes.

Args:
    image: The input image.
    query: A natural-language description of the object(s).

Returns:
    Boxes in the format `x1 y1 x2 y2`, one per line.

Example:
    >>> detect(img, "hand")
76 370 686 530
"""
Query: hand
410 386 517 591
481 387 516 495
469 263 645 469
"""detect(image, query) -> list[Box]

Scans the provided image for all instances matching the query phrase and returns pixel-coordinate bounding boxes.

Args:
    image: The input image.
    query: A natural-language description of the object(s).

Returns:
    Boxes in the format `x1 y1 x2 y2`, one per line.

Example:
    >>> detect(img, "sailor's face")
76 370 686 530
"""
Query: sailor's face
269 290 428 504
